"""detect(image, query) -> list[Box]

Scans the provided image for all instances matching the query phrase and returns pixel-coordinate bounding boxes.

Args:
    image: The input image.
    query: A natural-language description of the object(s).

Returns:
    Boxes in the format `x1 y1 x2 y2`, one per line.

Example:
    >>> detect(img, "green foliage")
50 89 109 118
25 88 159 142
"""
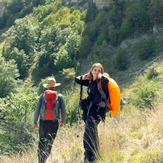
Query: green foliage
96 32 107 46
55 47 72 70
78 35 92 58
61 68 75 81
137 38 156 60
37 25 81 77
64 89 81 125
147 68 159 80
86 0 97 21
114 48 128 70
95 10 107 28
0 92 38 154
83 24 97 42
108 0 126 28
108 25 121 46
0 12 8 29
148 0 163 25
33 3 57 22
130 79 161 110
9 48 29 79
0 57 19 98
122 2 150 33
3 17 37 55
19 2 33 18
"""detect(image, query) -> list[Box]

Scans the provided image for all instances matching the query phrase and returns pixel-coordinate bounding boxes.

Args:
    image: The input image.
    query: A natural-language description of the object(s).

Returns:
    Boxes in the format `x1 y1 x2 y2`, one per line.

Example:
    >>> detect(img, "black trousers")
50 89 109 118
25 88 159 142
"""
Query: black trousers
83 106 105 162
38 119 59 163
83 117 100 162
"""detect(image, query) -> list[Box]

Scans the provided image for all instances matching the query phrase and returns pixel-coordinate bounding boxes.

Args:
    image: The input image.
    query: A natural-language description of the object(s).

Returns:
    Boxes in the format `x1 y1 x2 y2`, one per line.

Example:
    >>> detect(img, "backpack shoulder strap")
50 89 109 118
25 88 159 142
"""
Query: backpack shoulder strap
43 93 47 103
97 81 106 100
97 81 110 104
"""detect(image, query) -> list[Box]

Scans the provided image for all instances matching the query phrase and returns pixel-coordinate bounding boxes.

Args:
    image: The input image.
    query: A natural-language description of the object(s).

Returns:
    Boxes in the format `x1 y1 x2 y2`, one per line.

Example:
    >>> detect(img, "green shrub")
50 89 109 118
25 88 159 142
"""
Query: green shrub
10 48 29 79
108 25 121 46
0 92 38 154
96 32 107 46
0 57 19 98
132 80 160 109
114 48 128 70
137 38 155 60
78 35 92 58
147 68 159 80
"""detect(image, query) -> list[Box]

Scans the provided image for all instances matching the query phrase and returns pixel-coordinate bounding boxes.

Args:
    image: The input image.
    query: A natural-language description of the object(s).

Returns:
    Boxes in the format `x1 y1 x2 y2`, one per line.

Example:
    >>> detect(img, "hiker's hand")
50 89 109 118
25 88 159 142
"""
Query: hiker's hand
60 121 64 127
98 73 102 79
83 73 88 80
33 124 38 131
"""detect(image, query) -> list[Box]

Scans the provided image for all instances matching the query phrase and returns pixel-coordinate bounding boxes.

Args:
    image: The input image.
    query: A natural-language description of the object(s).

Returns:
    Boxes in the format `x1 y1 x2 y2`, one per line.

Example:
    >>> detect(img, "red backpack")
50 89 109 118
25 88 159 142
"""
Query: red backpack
41 90 58 119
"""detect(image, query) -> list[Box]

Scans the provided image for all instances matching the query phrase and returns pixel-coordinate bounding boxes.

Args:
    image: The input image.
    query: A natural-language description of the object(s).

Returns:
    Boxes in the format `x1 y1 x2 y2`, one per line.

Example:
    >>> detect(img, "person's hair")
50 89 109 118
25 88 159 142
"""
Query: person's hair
87 63 104 81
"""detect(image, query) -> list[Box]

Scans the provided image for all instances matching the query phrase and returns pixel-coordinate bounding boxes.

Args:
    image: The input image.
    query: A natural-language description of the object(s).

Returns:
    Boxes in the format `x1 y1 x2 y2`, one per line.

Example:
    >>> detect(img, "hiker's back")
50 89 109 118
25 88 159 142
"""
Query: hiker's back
41 90 59 120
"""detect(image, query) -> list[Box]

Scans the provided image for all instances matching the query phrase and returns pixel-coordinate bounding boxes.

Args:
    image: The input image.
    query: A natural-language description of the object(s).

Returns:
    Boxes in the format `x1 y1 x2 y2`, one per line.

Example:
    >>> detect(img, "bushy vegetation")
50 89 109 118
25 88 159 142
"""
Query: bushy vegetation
0 92 38 154
0 0 163 161
114 48 128 70
137 37 156 60
128 68 162 110
0 56 19 98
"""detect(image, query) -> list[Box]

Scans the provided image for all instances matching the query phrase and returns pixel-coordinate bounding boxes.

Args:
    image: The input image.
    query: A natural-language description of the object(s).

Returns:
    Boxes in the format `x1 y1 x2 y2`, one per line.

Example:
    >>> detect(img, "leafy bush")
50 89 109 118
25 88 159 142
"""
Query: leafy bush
96 32 107 46
131 80 161 110
37 25 81 76
147 68 159 80
114 48 128 70
137 38 155 60
0 57 19 98
78 35 92 58
2 17 38 57
148 0 163 25
83 24 98 42
122 2 150 33
108 25 121 46
10 48 29 79
0 92 38 154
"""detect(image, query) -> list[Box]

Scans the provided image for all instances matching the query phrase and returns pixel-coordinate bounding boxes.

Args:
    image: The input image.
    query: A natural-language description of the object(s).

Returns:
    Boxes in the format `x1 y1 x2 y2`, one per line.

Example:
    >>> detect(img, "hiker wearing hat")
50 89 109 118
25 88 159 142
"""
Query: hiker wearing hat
75 63 107 162
33 78 66 163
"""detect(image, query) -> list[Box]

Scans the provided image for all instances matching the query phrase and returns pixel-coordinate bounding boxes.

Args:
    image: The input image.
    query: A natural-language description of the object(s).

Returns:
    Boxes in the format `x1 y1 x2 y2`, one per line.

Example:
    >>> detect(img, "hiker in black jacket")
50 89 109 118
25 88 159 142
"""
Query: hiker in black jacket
75 63 108 162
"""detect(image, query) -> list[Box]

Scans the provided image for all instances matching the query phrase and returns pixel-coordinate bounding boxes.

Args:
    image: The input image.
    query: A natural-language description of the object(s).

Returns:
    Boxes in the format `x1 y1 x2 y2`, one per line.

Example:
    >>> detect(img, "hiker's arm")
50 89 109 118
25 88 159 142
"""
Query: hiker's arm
33 94 43 125
59 94 66 126
75 76 89 86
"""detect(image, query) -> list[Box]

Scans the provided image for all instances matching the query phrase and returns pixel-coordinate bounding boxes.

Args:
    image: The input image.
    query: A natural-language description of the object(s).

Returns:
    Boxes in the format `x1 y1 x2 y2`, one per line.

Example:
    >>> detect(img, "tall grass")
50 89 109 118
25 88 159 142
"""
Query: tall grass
0 59 162 163
1 103 162 163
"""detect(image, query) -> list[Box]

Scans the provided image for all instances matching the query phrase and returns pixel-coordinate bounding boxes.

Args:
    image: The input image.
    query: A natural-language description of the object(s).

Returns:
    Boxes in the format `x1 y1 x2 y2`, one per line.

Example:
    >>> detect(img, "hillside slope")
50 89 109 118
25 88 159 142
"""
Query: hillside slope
1 49 162 163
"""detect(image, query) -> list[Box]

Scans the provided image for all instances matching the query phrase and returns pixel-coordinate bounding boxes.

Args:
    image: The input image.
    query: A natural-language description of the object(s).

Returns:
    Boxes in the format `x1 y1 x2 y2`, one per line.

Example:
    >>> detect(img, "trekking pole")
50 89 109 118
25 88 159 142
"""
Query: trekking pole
76 76 83 158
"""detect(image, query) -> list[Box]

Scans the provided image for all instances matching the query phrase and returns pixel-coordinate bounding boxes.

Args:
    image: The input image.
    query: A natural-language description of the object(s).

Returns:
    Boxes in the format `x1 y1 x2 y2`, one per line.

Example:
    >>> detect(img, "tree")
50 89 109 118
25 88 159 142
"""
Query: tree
122 2 150 33
148 0 163 25
3 17 38 56
0 57 19 98
10 48 29 78
114 48 128 70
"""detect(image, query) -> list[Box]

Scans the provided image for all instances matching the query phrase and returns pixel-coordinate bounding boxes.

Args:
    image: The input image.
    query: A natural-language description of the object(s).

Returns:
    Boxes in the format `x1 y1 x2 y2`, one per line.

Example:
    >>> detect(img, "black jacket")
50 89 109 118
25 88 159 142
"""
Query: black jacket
75 76 109 121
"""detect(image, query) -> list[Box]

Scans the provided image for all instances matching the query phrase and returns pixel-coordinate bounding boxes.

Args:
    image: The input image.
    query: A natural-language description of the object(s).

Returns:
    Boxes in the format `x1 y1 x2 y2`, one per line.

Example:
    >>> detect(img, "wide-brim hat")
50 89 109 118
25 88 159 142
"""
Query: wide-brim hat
43 78 61 88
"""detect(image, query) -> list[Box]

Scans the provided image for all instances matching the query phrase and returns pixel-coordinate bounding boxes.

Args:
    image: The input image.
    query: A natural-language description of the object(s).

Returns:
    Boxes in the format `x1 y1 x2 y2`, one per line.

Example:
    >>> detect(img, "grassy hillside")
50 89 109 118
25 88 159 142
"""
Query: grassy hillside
0 54 162 163
0 0 163 162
